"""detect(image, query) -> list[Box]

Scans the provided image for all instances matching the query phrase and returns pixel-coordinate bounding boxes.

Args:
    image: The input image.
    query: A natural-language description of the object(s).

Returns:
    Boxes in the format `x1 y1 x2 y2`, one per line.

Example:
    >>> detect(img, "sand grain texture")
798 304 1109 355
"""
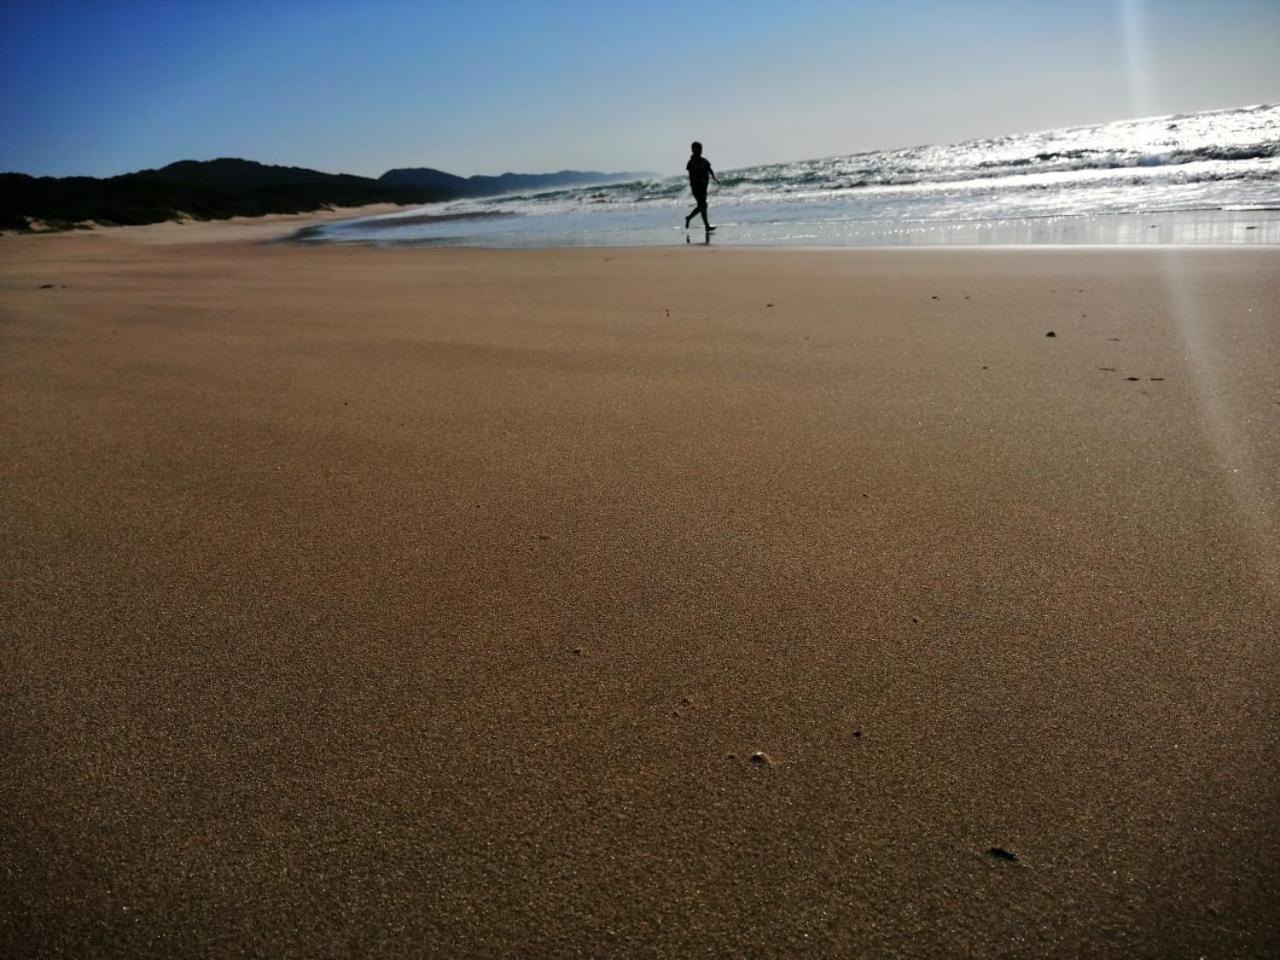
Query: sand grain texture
2 229 1278 958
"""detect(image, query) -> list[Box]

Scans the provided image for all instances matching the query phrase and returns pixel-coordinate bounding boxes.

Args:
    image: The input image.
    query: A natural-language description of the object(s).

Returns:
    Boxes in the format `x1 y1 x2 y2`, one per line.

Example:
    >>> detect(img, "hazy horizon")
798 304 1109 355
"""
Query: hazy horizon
3 0 1278 180
3 99 1277 182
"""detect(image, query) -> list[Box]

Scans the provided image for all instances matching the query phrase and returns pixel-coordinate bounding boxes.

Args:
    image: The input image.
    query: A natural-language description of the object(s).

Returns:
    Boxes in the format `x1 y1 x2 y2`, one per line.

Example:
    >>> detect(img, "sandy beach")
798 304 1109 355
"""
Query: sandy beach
2 221 1277 958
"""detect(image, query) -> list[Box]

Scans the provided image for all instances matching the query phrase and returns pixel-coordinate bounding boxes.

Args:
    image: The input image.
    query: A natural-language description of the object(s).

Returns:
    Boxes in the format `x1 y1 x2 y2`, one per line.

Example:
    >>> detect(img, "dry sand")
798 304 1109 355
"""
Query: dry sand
0 203 407 245
2 222 1278 958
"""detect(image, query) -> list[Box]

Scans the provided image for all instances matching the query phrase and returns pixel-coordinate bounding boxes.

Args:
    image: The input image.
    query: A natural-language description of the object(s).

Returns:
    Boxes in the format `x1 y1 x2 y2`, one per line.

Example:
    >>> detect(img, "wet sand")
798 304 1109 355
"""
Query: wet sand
2 224 1278 958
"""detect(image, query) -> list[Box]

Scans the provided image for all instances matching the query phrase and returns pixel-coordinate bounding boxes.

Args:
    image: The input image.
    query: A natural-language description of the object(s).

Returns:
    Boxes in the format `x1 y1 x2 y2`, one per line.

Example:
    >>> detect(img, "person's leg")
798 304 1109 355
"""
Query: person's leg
691 190 706 228
696 192 710 229
685 204 699 229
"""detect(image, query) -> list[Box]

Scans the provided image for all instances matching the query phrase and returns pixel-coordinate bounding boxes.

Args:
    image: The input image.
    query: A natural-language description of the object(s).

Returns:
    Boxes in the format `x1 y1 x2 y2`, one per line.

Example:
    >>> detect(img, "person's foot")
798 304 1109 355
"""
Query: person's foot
706 225 717 232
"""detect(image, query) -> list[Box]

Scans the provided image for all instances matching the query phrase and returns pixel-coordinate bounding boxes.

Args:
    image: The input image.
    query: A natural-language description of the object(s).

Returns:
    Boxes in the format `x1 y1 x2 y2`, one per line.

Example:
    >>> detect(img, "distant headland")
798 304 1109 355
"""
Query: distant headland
0 158 648 231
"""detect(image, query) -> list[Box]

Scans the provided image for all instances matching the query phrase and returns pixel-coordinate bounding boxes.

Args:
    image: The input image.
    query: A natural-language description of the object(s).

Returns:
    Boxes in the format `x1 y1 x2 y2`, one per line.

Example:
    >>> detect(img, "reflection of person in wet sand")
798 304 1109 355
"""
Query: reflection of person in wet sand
684 141 719 233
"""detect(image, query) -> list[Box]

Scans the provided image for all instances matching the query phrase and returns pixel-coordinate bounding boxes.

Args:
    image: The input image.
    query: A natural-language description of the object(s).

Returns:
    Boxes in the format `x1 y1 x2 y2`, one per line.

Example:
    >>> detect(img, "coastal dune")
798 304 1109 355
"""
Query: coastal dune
2 227 1277 957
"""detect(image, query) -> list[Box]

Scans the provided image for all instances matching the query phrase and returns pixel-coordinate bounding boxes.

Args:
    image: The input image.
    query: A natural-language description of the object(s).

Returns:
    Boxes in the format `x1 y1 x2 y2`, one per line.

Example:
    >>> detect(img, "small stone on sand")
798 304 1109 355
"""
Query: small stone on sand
987 847 1019 862
748 751 774 767
1046 331 1056 338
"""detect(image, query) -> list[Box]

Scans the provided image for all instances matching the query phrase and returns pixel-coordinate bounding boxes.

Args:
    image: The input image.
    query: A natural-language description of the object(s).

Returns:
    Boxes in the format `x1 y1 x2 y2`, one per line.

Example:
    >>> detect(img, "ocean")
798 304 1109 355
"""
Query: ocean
305 104 1280 247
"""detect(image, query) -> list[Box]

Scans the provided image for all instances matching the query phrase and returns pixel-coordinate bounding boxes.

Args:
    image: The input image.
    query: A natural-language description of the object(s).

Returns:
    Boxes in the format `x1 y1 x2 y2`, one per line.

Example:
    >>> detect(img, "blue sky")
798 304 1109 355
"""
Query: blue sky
2 0 1278 178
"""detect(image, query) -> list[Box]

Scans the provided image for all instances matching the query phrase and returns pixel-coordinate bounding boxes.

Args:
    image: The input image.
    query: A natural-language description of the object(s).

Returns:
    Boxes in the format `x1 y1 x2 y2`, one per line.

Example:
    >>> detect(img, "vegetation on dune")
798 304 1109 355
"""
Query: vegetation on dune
0 158 451 231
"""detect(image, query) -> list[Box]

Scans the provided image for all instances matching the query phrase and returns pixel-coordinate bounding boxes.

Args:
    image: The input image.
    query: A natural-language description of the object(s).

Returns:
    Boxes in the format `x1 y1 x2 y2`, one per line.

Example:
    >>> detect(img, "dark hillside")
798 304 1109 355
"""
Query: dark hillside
378 167 472 193
0 159 451 230
1 158 650 231
379 167 646 196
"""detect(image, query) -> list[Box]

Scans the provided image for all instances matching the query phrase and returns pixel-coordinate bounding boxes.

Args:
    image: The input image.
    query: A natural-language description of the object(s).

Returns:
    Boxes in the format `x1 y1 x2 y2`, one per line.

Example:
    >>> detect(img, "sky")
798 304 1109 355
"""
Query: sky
2 0 1278 179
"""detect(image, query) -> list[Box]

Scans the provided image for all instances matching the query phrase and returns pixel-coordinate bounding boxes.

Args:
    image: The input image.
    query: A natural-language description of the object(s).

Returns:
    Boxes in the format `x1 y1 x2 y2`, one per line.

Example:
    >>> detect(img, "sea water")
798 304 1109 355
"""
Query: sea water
306 104 1280 247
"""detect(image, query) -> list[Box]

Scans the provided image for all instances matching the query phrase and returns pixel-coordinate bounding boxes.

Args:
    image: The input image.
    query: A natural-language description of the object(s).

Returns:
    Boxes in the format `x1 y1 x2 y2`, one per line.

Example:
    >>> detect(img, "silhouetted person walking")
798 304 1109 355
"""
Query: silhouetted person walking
684 141 719 233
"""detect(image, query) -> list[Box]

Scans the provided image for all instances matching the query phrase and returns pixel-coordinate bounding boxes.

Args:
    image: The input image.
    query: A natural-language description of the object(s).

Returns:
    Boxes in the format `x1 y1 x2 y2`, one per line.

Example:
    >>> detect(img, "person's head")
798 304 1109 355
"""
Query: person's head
690 141 703 156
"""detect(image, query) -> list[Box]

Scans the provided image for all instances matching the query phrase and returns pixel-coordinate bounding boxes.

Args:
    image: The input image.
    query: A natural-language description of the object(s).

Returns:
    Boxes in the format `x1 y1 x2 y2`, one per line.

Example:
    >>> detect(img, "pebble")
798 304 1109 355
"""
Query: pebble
986 847 1019 862
1045 331 1056 338
748 751 774 767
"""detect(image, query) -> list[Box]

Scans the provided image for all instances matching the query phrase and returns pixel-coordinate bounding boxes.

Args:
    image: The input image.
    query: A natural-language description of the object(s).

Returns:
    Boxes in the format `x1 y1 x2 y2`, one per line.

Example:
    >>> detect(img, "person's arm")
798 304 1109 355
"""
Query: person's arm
710 164 719 184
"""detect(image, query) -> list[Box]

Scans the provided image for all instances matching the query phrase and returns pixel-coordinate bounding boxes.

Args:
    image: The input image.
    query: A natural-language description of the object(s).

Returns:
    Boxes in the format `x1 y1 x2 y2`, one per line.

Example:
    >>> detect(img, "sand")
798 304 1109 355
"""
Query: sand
2 221 1278 958
0 203 408 245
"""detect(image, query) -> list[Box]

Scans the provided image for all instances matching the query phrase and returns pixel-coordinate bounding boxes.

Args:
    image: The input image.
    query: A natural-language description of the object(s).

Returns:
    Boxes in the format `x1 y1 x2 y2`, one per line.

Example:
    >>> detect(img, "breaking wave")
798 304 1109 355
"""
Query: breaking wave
315 104 1280 245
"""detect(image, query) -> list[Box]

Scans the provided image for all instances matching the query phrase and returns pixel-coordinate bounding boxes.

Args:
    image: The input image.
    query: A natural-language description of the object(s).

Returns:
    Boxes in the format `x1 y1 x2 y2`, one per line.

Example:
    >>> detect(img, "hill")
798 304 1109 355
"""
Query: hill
0 158 455 231
1 159 648 231
377 167 472 193
379 167 647 196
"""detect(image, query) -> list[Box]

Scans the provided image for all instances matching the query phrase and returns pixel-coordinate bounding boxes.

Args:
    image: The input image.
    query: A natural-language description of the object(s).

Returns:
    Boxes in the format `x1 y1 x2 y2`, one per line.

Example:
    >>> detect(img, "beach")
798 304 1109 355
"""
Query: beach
2 222 1278 957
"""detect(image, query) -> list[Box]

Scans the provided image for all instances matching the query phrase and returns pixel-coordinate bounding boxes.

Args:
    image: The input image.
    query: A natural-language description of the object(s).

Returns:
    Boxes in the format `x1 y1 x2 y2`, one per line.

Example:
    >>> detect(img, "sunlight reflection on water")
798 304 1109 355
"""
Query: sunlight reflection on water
308 208 1280 249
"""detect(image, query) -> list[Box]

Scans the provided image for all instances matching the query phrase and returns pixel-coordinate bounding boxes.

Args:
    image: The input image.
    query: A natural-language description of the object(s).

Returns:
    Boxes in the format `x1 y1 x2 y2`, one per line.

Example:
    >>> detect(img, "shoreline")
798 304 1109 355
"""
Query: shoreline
295 205 1280 249
5 203 1280 252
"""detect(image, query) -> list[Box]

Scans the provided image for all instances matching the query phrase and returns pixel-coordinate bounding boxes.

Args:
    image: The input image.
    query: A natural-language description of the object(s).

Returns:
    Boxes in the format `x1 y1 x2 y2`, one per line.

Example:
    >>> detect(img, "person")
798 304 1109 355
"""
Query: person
684 141 719 232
